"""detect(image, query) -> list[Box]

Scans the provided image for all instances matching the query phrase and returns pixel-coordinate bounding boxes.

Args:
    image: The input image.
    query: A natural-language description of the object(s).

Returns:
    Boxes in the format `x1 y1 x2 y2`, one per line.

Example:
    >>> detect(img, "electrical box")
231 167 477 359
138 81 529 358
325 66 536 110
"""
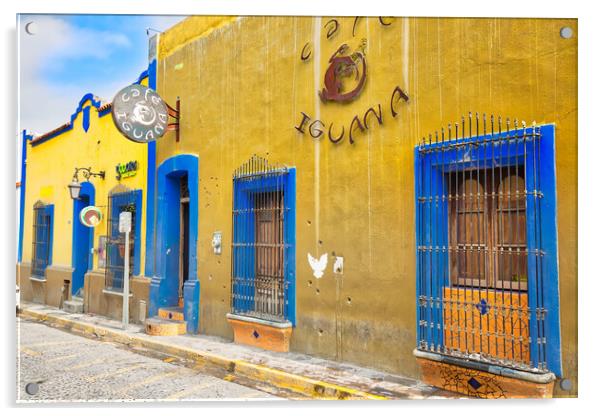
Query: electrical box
212 231 222 255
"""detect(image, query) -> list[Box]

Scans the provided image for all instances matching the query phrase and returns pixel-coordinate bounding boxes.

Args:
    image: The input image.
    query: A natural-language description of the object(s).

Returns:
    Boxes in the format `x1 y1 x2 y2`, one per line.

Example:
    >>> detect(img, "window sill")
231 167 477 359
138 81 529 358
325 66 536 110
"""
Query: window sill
413 348 555 384
226 313 292 329
29 276 46 283
227 313 293 353
102 289 133 298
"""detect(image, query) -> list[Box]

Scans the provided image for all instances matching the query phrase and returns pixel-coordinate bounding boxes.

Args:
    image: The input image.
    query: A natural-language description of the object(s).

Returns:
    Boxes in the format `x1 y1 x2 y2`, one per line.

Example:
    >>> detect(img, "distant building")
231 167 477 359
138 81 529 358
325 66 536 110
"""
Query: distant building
18 71 152 323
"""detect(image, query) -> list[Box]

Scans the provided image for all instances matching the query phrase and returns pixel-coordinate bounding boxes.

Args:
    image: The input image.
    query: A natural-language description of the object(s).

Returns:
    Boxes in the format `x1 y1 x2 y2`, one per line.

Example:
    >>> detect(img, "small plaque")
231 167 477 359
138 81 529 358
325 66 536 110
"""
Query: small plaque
79 206 102 227
119 211 132 233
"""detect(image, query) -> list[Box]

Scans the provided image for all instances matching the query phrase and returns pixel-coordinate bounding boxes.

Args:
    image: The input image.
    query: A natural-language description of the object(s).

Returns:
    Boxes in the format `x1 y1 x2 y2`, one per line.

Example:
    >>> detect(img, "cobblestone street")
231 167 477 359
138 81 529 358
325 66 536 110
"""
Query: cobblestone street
17 317 280 402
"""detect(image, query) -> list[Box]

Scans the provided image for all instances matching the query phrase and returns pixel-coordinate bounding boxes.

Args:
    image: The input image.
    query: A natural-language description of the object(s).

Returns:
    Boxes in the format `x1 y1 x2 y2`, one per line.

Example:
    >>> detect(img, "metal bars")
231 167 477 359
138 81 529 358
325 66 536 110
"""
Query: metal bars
231 155 290 322
415 113 547 373
31 203 51 278
104 191 137 292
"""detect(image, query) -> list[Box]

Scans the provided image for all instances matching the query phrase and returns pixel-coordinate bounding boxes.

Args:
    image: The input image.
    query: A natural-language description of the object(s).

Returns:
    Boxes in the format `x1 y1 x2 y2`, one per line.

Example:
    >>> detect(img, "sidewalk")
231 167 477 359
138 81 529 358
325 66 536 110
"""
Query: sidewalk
18 301 460 400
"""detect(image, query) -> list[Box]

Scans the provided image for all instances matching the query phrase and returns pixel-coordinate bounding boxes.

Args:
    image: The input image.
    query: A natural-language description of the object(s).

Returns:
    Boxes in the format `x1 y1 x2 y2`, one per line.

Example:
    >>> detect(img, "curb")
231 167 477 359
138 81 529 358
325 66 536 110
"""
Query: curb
18 308 387 400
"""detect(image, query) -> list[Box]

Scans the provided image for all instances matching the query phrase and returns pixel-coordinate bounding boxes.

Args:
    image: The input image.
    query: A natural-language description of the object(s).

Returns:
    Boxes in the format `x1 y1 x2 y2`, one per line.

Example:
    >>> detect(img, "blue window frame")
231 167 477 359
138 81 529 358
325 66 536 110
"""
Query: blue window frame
231 156 296 324
32 203 54 278
414 121 561 376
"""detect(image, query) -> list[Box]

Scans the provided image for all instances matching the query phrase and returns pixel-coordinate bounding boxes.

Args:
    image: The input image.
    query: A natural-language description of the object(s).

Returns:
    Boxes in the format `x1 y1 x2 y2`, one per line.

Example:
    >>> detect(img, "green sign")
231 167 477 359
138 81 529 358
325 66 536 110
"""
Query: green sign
116 160 138 180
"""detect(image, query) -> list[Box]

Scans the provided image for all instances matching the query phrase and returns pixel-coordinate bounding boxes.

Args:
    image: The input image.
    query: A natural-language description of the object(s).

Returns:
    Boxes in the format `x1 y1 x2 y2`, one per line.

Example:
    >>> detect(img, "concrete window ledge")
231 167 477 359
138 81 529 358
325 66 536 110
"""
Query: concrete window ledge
226 313 292 329
102 289 133 298
29 276 47 283
413 348 556 398
226 313 293 352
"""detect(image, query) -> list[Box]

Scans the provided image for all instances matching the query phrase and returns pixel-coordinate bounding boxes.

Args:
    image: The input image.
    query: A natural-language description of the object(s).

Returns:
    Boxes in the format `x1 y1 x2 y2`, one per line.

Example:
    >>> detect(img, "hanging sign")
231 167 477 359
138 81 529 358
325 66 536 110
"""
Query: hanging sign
111 84 168 143
80 206 102 227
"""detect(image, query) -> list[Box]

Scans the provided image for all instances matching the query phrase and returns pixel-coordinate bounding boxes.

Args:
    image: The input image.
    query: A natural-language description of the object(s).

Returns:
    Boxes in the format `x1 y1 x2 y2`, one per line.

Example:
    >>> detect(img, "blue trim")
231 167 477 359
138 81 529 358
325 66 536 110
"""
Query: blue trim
134 69 149 85
413 124 562 376
46 205 54 268
18 130 31 262
82 106 91 132
414 146 450 350
149 154 199 333
71 93 102 122
144 59 157 277
535 124 561 376
414 147 423 348
232 168 297 325
285 168 297 325
71 182 95 295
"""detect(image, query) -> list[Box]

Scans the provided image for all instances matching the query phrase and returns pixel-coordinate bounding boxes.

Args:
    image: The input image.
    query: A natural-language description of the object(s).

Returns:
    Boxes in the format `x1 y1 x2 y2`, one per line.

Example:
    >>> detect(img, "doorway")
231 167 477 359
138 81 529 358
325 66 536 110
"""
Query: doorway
159 171 192 308
178 174 190 305
71 182 94 297
149 154 199 331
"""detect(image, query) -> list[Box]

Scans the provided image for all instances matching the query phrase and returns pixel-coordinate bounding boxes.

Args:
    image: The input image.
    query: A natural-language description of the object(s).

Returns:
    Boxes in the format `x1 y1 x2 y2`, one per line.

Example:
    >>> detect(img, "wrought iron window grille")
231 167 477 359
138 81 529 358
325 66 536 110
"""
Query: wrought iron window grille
104 189 138 292
231 155 295 323
31 202 53 278
414 112 561 376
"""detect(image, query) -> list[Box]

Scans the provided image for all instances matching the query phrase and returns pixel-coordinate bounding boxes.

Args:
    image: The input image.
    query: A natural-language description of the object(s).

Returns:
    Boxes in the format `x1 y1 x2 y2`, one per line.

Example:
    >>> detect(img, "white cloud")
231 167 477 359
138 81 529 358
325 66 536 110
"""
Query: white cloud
18 16 132 134
18 15 184 135
20 16 132 79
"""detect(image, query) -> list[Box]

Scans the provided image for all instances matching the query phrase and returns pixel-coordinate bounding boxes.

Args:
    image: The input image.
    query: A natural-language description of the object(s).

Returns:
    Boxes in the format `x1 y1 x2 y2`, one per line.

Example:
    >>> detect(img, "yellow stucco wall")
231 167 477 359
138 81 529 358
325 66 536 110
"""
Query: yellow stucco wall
156 16 577 396
22 77 149 275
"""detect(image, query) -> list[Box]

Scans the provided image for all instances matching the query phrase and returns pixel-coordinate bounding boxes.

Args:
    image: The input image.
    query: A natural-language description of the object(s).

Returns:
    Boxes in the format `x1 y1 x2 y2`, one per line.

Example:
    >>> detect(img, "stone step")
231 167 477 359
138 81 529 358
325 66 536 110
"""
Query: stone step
145 317 187 336
63 299 84 314
158 307 184 321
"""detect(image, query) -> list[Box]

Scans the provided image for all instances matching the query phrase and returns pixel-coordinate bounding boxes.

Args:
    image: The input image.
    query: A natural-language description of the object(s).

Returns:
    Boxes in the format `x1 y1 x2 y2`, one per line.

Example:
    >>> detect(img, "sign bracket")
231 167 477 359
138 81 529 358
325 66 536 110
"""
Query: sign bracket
166 96 181 142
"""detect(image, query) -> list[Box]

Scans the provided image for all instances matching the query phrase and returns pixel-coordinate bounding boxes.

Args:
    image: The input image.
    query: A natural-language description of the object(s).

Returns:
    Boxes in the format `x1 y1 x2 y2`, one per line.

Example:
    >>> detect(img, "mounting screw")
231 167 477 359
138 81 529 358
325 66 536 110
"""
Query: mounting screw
25 382 39 395
560 27 573 39
559 378 572 391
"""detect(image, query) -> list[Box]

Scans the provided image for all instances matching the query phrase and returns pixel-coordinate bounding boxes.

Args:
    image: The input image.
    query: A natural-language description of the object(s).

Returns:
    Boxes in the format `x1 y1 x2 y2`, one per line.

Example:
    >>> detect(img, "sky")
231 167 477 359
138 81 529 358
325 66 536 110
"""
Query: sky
18 14 185 136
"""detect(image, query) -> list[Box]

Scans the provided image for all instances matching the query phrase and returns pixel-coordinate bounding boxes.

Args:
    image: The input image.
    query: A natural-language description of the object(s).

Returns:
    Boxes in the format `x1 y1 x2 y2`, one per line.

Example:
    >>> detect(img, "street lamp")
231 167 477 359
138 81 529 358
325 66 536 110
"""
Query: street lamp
67 179 82 200
68 167 105 200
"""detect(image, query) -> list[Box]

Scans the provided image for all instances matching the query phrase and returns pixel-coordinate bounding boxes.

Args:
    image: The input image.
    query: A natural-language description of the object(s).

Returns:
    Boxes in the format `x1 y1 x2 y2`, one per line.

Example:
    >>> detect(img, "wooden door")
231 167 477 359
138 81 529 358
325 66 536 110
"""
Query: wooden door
254 191 284 317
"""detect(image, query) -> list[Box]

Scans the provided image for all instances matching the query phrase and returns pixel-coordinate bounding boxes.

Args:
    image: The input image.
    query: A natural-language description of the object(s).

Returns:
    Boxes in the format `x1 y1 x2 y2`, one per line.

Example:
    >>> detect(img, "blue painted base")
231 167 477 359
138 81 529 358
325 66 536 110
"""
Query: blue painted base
148 275 178 317
183 279 200 333
148 276 199 334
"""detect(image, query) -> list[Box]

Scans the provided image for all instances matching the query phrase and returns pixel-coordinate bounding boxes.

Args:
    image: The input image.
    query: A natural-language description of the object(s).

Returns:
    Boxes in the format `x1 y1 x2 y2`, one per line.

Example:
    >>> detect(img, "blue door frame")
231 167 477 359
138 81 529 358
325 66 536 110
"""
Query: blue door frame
71 182 95 296
149 154 200 333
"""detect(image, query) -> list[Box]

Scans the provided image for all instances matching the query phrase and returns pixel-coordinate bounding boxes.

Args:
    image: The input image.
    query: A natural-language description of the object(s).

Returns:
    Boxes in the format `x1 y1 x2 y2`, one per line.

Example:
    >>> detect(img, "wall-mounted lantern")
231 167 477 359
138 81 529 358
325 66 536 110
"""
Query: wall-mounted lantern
68 167 105 200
